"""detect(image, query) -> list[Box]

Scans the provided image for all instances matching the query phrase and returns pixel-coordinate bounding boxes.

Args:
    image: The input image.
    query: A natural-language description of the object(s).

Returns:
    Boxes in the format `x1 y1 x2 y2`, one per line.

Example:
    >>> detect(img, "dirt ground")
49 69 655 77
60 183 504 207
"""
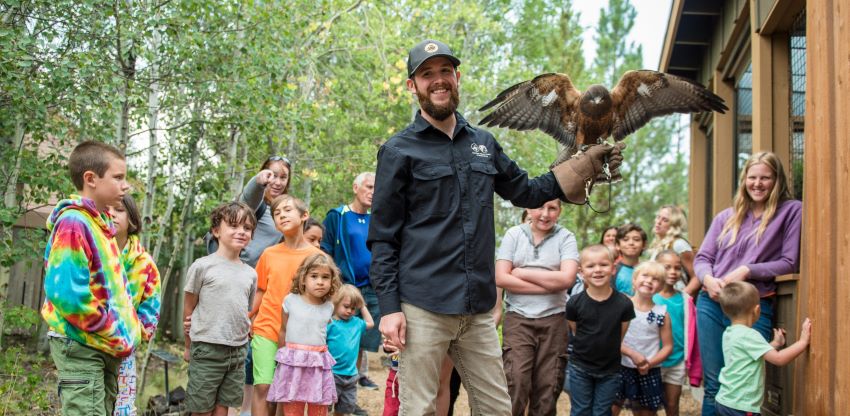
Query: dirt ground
354 353 703 416
24 343 702 415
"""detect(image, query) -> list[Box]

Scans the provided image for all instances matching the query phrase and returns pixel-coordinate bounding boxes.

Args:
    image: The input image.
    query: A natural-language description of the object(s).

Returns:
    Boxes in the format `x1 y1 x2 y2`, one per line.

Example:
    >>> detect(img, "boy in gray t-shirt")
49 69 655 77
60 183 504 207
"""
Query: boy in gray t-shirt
183 202 258 415
495 200 579 415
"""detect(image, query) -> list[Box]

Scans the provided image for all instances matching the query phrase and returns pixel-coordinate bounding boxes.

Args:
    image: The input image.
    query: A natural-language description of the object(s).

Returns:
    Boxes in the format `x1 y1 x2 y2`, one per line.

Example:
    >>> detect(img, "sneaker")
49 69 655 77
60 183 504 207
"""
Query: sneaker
352 404 369 416
358 375 379 390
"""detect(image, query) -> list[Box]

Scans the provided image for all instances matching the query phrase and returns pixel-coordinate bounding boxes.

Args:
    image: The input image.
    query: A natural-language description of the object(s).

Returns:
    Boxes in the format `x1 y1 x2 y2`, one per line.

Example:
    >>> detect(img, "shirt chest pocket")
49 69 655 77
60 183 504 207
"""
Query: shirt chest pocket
410 164 456 217
469 162 497 206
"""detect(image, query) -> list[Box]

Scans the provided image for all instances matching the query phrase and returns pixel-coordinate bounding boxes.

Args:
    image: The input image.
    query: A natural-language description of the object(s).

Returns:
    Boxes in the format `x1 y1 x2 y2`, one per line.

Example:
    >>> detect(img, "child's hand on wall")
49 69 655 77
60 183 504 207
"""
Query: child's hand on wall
799 318 812 344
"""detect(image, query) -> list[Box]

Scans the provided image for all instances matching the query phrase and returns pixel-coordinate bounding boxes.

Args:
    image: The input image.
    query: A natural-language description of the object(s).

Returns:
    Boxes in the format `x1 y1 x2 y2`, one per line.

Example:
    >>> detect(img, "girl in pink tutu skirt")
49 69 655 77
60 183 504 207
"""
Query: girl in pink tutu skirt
269 253 342 416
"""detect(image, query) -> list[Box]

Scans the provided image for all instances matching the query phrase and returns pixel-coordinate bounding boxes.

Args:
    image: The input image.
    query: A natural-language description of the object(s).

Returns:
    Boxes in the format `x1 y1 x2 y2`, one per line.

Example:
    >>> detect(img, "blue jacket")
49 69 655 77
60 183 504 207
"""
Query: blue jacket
321 204 369 287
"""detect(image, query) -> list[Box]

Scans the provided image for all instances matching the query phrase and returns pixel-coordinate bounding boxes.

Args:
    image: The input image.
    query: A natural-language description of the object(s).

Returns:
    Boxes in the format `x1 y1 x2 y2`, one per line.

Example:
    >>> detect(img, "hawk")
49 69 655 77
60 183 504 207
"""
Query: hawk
478 70 728 167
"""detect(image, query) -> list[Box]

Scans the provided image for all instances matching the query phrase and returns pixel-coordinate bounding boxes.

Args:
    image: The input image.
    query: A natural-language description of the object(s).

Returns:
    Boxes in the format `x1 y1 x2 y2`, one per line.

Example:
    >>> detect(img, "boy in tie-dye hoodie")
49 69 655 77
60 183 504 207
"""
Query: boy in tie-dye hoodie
42 140 141 416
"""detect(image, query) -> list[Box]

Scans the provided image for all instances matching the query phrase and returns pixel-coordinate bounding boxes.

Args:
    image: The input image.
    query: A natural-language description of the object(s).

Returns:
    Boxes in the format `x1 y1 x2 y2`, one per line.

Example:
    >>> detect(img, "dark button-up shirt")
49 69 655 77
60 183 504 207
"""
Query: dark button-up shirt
367 111 564 315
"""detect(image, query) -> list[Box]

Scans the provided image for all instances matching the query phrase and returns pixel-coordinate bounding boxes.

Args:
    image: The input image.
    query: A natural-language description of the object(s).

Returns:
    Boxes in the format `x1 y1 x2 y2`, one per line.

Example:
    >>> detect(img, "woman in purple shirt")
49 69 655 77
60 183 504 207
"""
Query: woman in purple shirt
693 151 802 416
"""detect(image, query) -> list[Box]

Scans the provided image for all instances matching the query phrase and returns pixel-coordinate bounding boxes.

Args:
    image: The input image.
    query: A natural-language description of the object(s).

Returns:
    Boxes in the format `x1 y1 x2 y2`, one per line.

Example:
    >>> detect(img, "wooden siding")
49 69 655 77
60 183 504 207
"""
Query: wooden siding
711 73 735 216
688 121 708 246
750 10 774 151
663 0 850 413
797 0 850 413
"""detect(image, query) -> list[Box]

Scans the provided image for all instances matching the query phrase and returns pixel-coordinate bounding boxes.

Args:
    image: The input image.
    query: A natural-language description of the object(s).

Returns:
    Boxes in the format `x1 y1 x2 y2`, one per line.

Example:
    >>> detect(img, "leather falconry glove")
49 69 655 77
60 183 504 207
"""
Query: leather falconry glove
551 142 625 205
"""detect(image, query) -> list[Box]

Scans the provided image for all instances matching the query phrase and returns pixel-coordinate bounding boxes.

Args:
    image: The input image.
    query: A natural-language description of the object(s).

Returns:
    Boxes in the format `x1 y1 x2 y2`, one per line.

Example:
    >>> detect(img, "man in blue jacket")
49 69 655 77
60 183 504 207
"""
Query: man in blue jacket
321 172 381 393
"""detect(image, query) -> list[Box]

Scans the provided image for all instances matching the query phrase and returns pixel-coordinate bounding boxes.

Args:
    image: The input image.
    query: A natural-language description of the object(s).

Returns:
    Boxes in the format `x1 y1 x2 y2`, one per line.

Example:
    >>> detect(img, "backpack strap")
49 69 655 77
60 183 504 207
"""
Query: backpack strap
255 200 267 221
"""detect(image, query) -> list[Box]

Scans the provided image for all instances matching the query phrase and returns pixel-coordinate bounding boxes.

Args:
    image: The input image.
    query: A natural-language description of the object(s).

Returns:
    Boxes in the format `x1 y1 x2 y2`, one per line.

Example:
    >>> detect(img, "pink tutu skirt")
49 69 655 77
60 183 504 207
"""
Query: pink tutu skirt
267 343 337 405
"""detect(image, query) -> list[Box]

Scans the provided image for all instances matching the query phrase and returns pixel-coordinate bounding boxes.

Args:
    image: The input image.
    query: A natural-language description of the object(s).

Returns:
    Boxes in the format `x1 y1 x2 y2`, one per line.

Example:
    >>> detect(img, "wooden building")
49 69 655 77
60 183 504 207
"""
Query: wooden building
661 0 849 414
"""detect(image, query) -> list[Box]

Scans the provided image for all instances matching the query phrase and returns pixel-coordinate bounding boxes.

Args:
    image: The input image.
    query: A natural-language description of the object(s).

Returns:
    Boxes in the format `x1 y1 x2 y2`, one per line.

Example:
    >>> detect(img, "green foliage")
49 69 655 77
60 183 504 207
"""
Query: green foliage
2 304 39 335
2 0 690 335
0 346 52 414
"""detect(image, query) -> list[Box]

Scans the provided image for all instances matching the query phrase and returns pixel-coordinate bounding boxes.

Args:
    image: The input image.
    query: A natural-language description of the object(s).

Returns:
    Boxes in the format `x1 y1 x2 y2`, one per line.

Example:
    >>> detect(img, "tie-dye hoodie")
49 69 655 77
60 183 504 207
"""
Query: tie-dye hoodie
41 195 141 357
121 234 161 341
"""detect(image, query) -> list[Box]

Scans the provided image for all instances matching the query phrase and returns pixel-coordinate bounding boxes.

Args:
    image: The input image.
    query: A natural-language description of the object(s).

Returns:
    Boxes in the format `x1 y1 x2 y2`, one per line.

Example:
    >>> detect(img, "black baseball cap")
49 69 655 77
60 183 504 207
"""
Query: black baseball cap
407 39 461 78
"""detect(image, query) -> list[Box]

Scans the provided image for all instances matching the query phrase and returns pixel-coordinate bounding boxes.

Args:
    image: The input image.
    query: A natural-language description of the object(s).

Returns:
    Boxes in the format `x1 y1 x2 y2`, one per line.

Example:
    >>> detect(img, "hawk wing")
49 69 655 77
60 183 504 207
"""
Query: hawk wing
610 70 728 141
479 73 582 152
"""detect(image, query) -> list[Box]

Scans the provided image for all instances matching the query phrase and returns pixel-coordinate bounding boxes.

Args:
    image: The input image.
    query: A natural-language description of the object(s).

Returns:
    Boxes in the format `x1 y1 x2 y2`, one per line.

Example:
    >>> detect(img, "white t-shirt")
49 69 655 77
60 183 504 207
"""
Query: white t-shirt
621 303 668 368
283 293 334 346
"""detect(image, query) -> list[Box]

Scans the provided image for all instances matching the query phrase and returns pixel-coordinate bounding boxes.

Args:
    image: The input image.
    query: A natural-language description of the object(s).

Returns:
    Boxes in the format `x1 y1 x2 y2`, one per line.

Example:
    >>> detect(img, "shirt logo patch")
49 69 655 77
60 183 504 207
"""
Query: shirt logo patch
471 143 490 158
357 218 366 224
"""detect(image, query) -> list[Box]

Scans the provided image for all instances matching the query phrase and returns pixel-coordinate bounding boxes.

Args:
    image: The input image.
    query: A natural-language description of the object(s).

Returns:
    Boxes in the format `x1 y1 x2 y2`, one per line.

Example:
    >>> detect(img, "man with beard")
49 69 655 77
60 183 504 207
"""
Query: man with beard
368 39 622 415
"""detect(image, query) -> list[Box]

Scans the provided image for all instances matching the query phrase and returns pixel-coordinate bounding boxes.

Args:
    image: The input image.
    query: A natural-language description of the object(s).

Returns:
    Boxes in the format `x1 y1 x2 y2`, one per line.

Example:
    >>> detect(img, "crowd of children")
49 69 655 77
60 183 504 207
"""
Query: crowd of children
41 140 810 416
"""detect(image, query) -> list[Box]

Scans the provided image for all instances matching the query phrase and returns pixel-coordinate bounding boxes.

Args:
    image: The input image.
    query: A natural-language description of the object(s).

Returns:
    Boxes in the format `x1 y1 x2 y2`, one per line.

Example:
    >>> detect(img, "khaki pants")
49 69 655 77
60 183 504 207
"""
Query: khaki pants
398 303 511 416
502 312 569 416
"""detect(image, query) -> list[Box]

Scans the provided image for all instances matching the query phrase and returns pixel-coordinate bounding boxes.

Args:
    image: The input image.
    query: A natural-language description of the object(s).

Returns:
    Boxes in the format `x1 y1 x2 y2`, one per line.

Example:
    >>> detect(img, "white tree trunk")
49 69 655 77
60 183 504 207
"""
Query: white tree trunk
141 25 161 248
226 126 241 200
233 132 249 200
303 160 314 208
117 81 131 150
0 119 25 346
3 119 24 208
151 151 175 263
139 121 202 402
175 229 192 337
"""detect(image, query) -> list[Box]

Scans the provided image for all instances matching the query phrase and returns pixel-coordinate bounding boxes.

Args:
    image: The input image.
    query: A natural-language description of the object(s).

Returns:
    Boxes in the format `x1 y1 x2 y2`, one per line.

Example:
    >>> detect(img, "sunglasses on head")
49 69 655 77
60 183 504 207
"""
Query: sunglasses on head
267 156 292 166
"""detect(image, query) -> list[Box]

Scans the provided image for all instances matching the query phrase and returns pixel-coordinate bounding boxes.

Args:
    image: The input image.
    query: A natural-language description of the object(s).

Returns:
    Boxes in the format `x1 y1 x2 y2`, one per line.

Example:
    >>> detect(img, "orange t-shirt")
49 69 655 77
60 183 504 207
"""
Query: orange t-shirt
252 243 320 342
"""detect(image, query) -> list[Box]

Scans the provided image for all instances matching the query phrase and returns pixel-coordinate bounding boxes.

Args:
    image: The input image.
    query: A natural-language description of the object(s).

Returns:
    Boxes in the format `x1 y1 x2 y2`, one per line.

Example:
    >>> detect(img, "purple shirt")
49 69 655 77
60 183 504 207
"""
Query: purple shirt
694 200 802 296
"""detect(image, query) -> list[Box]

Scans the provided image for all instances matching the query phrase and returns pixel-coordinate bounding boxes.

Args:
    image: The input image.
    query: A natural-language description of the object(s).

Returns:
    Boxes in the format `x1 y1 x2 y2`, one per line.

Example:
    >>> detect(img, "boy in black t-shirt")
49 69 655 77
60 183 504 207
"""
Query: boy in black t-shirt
566 244 636 416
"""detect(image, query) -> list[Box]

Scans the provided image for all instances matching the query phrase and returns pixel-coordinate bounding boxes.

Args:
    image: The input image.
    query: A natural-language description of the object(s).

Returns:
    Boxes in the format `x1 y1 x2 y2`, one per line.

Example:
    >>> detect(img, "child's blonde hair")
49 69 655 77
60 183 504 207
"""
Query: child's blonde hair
334 284 365 310
632 261 666 292
291 253 342 302
579 244 615 264
718 281 760 320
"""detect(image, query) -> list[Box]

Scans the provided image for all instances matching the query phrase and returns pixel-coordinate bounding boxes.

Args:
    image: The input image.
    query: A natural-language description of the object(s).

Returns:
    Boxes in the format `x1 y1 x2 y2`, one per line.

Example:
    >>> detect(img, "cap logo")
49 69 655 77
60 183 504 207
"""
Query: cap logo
424 43 439 53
